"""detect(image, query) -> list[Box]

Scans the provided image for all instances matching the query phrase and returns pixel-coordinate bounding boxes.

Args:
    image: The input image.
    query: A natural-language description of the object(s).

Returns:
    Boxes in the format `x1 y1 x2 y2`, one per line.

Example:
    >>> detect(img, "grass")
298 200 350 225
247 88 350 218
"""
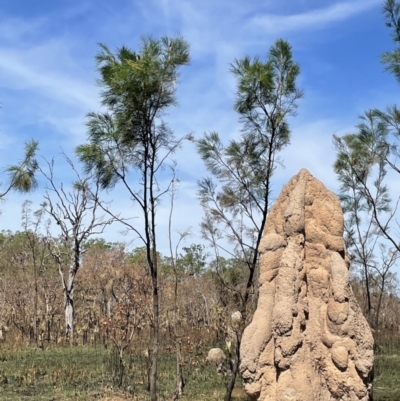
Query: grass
0 346 106 400
0 344 247 400
0 338 398 400
374 338 400 401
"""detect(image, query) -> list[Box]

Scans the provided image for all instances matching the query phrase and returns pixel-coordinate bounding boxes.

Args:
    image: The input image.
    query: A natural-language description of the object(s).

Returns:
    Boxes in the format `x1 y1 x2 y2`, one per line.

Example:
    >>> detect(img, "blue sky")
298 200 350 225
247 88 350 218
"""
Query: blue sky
0 0 399 266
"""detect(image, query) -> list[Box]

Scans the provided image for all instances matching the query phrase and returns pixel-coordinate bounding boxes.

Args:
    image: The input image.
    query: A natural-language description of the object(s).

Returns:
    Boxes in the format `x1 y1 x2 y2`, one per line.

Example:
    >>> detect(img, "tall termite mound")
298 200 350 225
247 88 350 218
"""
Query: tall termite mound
240 169 374 401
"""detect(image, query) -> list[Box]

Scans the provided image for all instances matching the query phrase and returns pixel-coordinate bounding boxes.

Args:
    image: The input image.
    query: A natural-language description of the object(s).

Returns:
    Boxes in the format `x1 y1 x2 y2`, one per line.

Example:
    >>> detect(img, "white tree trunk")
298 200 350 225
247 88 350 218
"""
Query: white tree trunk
65 294 74 341
61 255 78 343
107 298 112 319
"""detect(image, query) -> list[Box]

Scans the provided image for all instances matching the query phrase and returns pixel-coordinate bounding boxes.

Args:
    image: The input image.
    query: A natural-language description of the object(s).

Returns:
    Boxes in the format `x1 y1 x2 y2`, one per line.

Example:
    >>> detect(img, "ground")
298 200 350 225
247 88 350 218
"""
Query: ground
0 339 397 400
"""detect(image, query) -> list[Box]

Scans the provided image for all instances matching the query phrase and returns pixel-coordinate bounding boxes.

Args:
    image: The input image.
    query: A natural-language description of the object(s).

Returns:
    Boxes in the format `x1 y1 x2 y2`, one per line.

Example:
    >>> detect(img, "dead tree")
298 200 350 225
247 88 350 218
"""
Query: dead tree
41 154 115 343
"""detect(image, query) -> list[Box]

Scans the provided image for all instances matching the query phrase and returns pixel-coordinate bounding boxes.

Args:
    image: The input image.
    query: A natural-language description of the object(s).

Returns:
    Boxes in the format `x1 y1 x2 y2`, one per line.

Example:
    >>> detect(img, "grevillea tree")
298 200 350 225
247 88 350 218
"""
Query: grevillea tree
76 36 190 401
197 39 303 401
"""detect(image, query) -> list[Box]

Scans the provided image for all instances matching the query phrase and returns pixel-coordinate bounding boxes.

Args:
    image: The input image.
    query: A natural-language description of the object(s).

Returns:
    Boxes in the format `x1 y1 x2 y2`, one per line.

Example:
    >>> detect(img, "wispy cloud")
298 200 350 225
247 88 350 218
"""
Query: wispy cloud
251 0 381 34
0 14 45 43
0 46 98 109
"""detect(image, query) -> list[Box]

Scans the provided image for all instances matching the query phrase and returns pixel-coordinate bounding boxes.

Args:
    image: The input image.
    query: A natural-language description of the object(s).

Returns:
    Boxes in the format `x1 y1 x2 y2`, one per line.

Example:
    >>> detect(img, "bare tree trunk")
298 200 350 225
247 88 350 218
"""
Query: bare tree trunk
374 279 385 332
45 294 50 341
224 326 242 401
198 291 209 327
173 267 184 399
63 258 77 344
150 280 159 401
118 348 124 387
34 267 38 344
362 262 372 320
107 299 112 319
173 341 183 399
64 292 74 342
47 320 51 342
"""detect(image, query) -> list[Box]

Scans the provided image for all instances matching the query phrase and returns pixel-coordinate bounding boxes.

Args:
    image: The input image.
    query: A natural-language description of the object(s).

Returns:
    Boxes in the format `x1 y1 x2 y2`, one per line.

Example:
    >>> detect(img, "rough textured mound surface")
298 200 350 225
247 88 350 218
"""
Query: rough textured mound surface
240 169 374 401
206 348 226 365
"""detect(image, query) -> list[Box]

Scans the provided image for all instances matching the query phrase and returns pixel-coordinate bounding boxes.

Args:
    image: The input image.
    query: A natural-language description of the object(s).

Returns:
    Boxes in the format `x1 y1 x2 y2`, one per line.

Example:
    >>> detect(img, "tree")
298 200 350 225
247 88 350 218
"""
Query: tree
40 155 115 343
76 36 190 401
333 119 399 329
176 244 207 276
382 0 400 82
0 135 39 340
1 140 38 198
332 0 400 332
167 185 189 400
197 39 303 401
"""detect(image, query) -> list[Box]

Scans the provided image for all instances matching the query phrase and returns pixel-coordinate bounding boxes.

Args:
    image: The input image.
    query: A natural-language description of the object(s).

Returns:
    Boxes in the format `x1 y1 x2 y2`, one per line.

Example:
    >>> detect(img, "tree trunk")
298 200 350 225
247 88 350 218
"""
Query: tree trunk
149 279 159 401
34 271 38 344
173 271 183 399
47 320 51 342
65 292 74 342
107 298 112 319
64 248 80 344
363 263 372 320
224 330 241 401
174 341 183 398
118 348 124 387
45 293 51 342
374 279 386 331
65 261 77 343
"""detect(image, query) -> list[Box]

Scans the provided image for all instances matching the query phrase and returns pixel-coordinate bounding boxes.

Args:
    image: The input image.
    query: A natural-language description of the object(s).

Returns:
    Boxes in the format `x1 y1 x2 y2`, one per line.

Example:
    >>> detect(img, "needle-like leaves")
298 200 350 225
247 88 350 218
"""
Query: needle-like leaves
4 140 39 195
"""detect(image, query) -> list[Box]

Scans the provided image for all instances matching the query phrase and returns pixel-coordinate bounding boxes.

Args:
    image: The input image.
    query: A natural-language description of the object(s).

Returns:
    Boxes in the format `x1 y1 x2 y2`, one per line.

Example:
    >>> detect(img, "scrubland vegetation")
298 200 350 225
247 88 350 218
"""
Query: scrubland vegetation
1 0 400 400
0 236 250 400
0 234 398 400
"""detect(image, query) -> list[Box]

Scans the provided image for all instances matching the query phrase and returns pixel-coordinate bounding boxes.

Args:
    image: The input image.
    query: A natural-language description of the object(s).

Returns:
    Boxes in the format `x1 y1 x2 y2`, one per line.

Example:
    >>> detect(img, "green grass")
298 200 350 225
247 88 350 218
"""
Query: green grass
0 346 107 400
0 345 247 400
1 339 398 400
374 338 400 401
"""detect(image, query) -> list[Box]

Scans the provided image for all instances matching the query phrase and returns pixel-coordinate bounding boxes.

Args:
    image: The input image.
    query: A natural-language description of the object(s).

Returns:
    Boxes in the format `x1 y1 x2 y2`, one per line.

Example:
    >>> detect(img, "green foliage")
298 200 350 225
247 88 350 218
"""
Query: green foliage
332 3 400 328
382 0 400 82
177 244 207 276
83 238 116 251
231 39 302 141
76 36 190 191
333 111 392 216
198 40 302 224
163 244 207 277
0 229 52 274
206 257 247 288
3 140 39 196
197 38 302 291
130 246 165 274
333 0 400 257
333 111 399 325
